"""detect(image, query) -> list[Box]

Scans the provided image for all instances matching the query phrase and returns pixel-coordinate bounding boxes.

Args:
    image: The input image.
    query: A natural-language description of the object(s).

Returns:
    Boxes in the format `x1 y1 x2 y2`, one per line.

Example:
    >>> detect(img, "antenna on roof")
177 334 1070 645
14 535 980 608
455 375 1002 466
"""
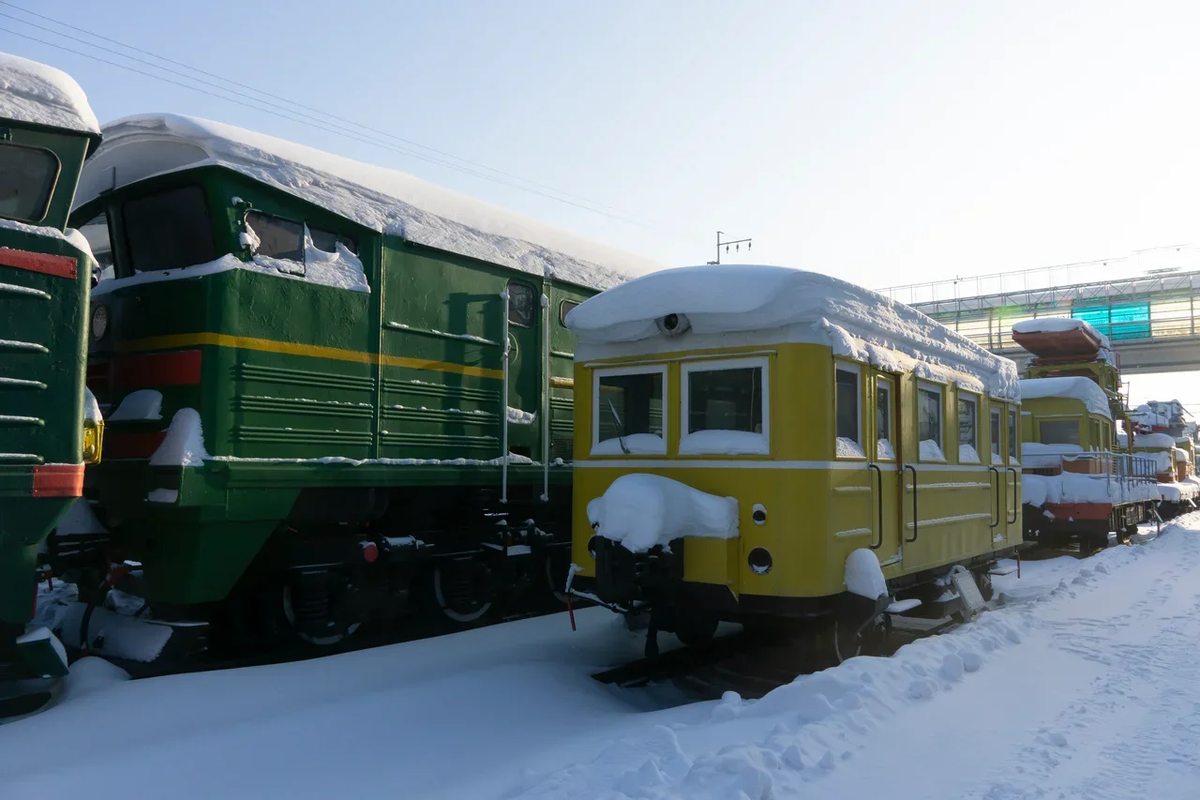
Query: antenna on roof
707 230 753 265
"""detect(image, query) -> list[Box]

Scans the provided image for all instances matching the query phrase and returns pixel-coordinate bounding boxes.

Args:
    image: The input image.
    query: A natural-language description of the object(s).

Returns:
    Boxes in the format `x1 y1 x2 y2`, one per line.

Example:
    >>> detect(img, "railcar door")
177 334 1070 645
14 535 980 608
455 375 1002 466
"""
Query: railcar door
871 371 904 566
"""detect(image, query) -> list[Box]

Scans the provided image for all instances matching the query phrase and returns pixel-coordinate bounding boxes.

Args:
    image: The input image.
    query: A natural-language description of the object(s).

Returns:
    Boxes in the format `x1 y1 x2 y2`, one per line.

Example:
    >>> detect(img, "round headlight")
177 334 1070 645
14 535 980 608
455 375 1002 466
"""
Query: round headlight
91 305 109 340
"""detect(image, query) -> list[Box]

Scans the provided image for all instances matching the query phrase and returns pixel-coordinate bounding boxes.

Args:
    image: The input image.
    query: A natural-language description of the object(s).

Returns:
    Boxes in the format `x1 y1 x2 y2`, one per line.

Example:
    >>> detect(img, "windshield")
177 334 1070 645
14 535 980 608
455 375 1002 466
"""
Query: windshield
122 184 215 272
0 143 59 224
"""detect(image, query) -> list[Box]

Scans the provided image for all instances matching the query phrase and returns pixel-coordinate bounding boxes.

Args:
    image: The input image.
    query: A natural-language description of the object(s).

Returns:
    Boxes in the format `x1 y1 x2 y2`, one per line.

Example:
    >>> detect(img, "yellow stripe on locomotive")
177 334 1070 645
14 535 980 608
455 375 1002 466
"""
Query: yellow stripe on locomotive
564 265 1024 648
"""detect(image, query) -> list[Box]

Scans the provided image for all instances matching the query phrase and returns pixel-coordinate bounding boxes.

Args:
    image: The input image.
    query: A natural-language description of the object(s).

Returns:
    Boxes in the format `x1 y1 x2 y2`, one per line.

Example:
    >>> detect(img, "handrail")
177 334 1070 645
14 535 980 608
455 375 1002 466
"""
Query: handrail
500 289 510 504
867 463 883 550
1006 467 1019 524
987 466 1001 529
903 464 918 543
540 293 550 502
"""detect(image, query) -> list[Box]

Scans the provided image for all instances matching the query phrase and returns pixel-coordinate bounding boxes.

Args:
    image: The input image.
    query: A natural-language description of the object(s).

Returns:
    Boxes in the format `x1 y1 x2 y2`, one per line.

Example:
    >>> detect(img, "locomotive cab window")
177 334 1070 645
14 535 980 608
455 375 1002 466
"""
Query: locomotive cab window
876 377 894 460
834 363 863 458
592 366 666 455
958 393 979 462
990 406 1003 465
123 184 216 273
680 357 768 455
80 211 114 284
507 281 537 328
918 382 944 460
246 211 304 265
0 142 60 223
559 299 580 326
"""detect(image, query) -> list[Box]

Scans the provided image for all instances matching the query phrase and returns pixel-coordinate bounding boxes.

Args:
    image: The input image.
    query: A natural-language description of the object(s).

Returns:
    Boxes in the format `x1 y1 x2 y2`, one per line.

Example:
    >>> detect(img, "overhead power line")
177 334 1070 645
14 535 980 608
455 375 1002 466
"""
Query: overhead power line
0 2 656 227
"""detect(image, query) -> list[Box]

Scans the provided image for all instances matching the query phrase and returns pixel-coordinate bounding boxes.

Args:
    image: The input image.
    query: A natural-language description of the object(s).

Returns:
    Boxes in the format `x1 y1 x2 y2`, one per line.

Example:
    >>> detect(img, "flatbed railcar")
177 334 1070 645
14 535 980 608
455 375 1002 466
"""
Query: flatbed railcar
0 52 102 701
62 114 659 655
563 264 1025 661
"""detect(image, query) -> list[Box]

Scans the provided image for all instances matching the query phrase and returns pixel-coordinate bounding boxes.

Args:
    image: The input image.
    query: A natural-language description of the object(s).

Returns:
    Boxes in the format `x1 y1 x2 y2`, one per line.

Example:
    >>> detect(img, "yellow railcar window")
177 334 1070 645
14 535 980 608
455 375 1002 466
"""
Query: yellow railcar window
680 357 769 455
593 367 665 455
1040 420 1080 445
1008 409 1019 461
958 394 979 462
876 378 894 460
835 365 862 456
990 406 1003 464
918 383 944 459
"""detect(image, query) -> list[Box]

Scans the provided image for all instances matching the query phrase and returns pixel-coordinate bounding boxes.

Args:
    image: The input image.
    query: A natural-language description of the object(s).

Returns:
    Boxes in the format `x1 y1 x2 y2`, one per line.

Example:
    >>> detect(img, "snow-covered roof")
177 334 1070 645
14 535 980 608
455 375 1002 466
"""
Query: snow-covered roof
1134 432 1178 451
0 51 99 134
1011 317 1112 348
567 264 1020 400
1019 377 1112 419
73 114 663 291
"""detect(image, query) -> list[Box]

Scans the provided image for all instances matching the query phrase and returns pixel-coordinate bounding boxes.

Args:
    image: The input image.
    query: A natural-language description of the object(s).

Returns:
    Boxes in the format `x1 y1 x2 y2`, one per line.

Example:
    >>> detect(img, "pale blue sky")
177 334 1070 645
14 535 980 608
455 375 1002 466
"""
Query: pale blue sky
7 0 1200 404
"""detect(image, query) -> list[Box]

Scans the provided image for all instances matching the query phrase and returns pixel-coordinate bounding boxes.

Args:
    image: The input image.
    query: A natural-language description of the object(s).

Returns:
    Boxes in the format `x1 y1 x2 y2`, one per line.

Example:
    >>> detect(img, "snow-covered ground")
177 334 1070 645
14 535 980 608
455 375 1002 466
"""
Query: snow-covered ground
4 517 1200 799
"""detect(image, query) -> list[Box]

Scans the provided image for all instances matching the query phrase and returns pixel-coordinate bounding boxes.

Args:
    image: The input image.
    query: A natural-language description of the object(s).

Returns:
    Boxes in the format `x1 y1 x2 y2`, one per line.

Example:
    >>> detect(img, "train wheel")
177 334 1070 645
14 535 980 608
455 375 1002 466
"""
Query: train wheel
832 616 864 663
432 561 494 624
280 579 362 647
542 551 570 606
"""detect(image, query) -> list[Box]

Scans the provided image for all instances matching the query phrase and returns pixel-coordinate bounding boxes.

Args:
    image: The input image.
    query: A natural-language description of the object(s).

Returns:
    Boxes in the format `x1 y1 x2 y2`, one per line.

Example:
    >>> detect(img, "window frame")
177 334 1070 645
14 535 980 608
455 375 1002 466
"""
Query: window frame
680 355 770 455
245 209 306 267
917 380 945 461
875 375 895 461
79 210 114 284
957 391 980 463
834 361 863 458
590 363 668 456
507 280 538 329
0 141 61 224
559 299 580 326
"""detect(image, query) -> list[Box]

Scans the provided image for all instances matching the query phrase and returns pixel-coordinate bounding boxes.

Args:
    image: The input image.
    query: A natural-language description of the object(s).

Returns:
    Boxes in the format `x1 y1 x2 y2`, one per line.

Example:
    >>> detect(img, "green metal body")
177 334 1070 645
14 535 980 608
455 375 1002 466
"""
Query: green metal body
76 166 592 605
0 118 96 674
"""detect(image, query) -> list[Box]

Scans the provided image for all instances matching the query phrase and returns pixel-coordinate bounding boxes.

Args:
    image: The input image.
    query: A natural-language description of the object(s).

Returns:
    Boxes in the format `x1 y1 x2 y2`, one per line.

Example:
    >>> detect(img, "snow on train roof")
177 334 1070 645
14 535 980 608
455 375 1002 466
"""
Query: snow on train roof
0 52 99 134
74 114 662 291
1011 317 1112 348
1019 376 1112 419
567 264 1021 400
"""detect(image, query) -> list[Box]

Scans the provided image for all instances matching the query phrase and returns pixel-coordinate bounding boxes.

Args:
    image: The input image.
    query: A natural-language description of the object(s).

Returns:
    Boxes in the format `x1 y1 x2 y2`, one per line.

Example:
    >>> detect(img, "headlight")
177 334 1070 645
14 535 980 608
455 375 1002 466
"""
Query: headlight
91 305 109 340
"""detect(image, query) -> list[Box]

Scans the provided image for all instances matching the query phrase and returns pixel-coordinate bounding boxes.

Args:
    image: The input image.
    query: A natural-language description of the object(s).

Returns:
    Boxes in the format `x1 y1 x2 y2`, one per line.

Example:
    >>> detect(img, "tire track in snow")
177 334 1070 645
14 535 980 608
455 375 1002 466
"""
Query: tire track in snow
973 522 1200 800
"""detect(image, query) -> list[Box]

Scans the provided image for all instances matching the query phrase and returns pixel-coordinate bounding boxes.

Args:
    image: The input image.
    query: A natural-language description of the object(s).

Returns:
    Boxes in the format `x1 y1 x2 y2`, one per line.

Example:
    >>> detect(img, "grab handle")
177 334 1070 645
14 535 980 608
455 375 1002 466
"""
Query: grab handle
988 466 1000 529
867 463 883 550
903 464 918 543
1006 467 1019 524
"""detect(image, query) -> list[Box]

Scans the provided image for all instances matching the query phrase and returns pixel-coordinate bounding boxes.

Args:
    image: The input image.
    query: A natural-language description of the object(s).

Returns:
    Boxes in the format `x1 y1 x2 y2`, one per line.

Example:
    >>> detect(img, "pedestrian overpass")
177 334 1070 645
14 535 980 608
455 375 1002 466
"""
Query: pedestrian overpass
880 247 1200 375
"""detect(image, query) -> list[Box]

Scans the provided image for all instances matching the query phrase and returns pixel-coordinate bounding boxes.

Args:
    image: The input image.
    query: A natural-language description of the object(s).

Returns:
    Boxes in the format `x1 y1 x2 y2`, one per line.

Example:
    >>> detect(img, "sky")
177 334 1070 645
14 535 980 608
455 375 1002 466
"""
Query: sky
7 0 1200 406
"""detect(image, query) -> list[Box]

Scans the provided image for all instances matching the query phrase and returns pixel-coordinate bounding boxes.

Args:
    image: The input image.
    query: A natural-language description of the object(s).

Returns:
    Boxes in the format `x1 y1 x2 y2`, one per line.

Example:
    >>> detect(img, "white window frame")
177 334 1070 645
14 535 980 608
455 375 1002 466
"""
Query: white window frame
680 356 770 455
591 363 668 456
917 380 945 461
958 391 980 463
875 375 895 461
834 362 863 454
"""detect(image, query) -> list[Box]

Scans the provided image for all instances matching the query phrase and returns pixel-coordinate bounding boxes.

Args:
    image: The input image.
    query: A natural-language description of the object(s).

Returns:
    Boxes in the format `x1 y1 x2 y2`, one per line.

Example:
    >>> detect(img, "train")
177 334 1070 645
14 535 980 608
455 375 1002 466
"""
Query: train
0 52 102 704
563 264 1025 661
5 50 1197 709
57 112 664 658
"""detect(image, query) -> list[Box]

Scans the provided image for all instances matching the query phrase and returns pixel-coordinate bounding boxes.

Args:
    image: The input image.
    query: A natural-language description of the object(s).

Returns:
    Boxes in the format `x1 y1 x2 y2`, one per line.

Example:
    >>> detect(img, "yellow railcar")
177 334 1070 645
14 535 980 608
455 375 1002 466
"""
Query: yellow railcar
565 265 1023 658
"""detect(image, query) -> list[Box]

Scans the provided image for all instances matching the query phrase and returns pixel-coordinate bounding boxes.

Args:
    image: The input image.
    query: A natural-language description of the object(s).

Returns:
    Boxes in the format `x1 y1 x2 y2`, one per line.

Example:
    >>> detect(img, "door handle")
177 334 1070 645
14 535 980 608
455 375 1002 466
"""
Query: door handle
1006 467 1019 524
988 466 1000 529
867 463 883 550
903 464 918 543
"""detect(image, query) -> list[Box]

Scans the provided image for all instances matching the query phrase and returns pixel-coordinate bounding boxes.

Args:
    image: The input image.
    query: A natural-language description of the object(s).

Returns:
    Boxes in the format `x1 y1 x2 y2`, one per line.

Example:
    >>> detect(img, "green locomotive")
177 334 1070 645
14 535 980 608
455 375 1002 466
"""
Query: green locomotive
69 114 657 651
0 53 101 690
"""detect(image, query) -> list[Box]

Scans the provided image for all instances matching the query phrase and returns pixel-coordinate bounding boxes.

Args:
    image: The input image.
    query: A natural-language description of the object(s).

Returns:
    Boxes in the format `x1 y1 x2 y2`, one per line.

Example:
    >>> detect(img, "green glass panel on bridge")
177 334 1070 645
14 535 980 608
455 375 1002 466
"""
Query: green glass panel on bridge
1071 302 1152 341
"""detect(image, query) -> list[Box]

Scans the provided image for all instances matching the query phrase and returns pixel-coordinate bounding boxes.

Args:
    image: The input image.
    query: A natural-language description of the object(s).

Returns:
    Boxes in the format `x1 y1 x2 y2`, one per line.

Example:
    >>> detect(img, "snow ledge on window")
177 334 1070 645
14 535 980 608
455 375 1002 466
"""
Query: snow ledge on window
679 430 769 456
